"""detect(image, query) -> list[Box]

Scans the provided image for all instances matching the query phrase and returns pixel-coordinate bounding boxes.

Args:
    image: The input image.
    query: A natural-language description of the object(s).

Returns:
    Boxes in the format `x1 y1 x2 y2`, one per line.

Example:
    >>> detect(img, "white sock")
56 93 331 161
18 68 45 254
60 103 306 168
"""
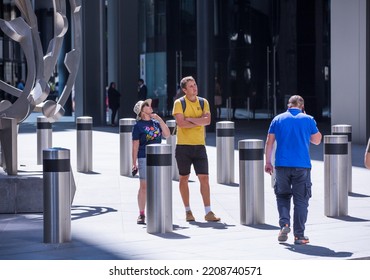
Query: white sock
185 207 191 212
205 206 211 215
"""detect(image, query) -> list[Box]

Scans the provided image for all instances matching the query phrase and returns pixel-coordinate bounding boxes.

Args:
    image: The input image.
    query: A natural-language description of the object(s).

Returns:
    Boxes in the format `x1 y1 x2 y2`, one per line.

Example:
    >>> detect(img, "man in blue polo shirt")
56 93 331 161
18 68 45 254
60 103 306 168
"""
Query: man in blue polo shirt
265 95 322 245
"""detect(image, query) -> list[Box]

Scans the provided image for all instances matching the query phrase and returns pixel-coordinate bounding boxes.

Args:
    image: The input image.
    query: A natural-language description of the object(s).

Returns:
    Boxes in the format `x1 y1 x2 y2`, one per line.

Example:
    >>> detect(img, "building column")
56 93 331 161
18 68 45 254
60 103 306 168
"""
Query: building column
116 0 139 120
80 0 106 125
107 0 119 90
197 0 215 131
331 0 367 144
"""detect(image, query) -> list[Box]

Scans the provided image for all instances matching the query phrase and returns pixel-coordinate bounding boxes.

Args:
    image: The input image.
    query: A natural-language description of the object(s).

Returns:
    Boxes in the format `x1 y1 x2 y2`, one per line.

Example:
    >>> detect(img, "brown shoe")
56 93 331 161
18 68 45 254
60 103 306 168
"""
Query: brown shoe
186 210 195 222
205 211 221 222
137 214 145 224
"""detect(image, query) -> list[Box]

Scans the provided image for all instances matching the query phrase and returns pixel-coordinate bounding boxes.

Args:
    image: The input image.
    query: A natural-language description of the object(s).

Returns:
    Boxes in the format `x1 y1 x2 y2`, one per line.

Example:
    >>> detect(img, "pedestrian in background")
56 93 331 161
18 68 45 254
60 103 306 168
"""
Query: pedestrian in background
107 82 121 126
132 99 170 224
172 76 221 223
264 95 322 245
138 79 147 100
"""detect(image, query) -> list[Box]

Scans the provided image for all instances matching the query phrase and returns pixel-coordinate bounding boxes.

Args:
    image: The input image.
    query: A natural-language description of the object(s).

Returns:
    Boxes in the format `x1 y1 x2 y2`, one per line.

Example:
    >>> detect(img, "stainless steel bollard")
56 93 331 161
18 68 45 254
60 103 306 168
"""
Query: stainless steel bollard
324 135 348 217
37 116 52 165
216 121 235 184
76 116 93 172
43 148 71 243
332 124 352 193
239 139 265 225
166 120 179 181
120 118 136 176
146 144 172 234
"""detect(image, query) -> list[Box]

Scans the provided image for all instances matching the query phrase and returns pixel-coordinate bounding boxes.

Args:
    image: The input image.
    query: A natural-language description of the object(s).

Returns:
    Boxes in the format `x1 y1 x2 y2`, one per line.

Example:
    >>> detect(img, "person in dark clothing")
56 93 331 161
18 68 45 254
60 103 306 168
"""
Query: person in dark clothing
108 82 121 126
138 79 147 100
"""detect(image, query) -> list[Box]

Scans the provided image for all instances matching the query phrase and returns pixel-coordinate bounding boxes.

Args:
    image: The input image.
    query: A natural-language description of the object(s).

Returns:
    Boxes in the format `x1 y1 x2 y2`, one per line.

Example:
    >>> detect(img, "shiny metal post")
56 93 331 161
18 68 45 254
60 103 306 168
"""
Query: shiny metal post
120 118 136 176
324 135 348 217
76 116 92 172
37 116 52 165
238 139 265 225
43 148 71 243
216 121 235 184
332 124 352 192
146 144 172 234
166 119 179 180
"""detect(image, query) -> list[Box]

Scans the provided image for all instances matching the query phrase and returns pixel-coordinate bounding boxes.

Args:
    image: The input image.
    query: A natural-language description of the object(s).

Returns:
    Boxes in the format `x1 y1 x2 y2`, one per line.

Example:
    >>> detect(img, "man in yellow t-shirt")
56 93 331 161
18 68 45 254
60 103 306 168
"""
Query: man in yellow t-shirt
172 76 221 223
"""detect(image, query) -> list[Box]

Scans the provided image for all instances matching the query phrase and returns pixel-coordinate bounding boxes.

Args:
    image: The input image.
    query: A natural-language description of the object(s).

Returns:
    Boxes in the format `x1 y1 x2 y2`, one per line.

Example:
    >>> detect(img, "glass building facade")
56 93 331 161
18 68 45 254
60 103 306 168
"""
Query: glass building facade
0 0 330 119
0 2 25 102
137 0 330 121
1 0 368 143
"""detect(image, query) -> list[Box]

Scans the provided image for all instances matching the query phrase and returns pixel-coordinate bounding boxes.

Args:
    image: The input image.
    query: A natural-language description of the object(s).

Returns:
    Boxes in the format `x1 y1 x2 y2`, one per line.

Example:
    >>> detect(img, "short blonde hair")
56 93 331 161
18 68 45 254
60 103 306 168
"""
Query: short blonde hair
180 76 195 89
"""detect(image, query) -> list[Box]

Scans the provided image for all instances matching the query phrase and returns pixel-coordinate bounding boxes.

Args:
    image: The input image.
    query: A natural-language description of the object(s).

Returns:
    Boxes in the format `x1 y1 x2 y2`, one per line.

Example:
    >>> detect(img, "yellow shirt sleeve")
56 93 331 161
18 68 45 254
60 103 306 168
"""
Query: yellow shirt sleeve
172 99 183 117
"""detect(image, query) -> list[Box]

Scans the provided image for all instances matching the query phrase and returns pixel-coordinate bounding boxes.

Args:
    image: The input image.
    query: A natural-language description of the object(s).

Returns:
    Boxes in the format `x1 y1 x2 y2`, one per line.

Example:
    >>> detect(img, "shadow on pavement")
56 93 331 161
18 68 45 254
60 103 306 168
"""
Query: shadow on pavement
281 243 353 258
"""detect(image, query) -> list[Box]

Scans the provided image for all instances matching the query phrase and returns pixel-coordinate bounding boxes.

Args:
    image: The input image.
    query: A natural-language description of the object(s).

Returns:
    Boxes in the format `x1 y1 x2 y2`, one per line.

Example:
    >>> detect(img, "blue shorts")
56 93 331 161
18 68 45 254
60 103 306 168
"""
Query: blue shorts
138 157 146 180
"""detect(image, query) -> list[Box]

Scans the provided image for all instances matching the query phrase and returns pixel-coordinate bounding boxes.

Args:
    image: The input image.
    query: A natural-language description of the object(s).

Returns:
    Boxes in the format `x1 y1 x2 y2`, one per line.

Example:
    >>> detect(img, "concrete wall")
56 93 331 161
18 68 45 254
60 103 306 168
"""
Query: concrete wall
0 176 43 213
331 0 367 144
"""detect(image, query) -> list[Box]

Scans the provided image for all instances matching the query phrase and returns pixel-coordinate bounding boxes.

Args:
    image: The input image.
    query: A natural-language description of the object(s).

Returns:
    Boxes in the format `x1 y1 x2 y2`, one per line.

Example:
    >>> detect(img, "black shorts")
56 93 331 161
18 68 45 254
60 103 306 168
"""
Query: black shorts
175 145 208 176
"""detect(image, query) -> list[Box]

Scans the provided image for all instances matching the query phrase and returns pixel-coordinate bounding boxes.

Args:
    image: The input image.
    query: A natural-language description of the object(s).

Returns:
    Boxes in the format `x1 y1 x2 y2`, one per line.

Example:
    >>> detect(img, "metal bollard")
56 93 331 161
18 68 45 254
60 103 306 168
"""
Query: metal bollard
120 118 136 176
76 116 93 172
324 135 348 217
166 120 179 181
216 121 235 184
238 139 265 225
43 148 71 243
37 116 52 165
332 124 352 193
146 144 172 234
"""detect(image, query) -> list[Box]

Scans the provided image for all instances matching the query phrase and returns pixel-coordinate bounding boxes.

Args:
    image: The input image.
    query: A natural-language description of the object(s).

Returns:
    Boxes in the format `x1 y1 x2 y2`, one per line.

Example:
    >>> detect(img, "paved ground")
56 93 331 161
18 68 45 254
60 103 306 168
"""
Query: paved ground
1 114 370 263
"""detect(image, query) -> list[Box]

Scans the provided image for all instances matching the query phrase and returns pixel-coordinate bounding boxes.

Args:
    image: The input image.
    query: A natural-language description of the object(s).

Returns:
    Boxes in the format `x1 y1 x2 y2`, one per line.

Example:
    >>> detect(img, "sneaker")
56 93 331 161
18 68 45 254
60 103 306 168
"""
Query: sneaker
278 224 291 242
205 211 221 222
137 214 145 224
294 236 309 245
186 210 195 222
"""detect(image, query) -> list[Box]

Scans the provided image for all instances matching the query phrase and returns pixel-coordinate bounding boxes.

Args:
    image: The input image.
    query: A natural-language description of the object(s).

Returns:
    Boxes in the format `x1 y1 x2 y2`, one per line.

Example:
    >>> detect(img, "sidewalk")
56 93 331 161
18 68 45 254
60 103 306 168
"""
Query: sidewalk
0 116 370 260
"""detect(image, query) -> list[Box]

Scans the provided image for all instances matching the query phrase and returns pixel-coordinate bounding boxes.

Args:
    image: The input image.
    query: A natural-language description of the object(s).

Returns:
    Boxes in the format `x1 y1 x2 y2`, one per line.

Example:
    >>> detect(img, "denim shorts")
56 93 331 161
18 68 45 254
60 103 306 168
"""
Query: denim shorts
138 157 146 180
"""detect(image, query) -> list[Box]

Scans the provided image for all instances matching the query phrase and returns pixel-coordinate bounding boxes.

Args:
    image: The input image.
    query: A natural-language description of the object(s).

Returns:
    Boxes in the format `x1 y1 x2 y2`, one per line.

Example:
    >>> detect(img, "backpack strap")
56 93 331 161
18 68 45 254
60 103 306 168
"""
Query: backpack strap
179 96 204 112
198 97 204 112
180 96 186 112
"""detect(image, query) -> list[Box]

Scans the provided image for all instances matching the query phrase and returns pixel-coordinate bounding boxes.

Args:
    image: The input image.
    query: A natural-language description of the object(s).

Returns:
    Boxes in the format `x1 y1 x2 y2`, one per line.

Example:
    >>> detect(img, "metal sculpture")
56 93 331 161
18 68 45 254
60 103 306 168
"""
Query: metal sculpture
0 0 82 175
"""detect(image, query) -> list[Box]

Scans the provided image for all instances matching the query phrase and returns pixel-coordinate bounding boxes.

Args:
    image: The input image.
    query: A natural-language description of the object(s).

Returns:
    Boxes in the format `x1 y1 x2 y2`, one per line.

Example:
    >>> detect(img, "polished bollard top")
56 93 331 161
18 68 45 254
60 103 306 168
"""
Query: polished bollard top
324 135 348 155
332 124 352 142
216 121 234 137
76 116 93 130
146 144 172 166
